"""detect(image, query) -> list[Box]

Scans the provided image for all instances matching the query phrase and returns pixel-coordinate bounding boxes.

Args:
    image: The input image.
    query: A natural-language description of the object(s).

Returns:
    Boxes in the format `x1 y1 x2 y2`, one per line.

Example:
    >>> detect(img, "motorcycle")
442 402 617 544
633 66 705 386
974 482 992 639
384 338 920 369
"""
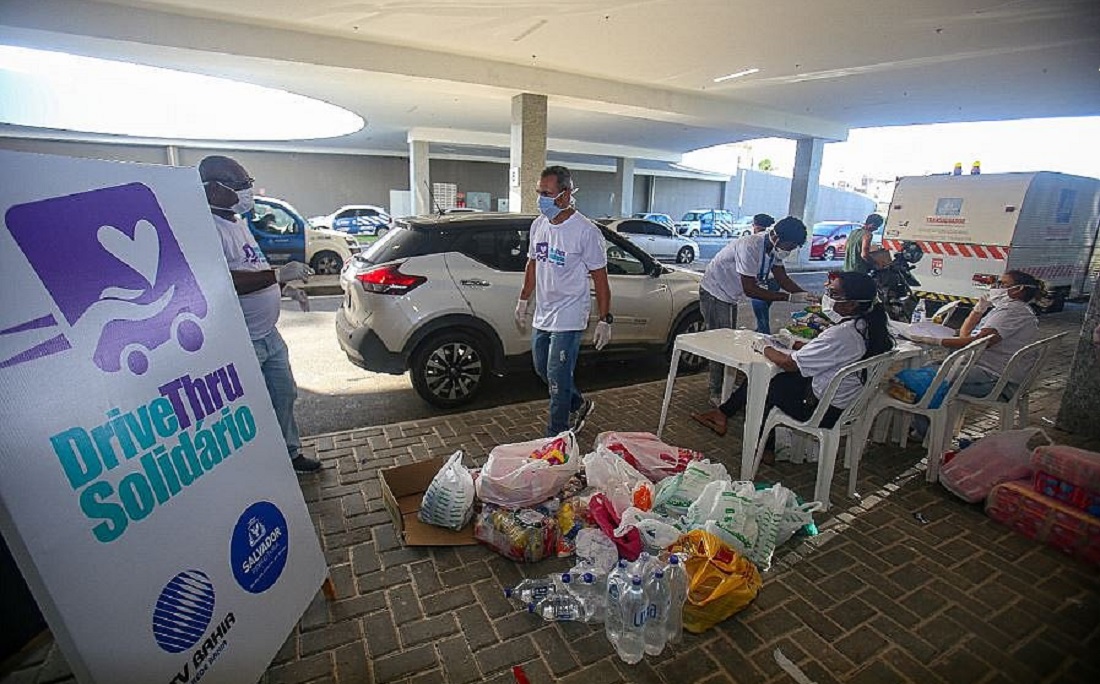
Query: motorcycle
870 241 924 322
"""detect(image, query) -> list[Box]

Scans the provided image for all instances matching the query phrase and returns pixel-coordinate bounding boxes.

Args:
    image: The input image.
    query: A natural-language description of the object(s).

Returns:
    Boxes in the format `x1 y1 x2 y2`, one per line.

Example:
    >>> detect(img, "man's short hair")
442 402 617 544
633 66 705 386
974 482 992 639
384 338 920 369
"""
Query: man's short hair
540 165 574 191
752 213 775 228
773 216 807 246
864 213 885 229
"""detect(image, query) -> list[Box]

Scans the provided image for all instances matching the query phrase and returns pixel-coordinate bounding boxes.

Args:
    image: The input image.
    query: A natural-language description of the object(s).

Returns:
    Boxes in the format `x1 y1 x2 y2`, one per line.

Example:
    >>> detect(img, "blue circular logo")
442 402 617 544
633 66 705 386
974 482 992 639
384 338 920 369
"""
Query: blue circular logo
231 501 289 594
152 570 216 653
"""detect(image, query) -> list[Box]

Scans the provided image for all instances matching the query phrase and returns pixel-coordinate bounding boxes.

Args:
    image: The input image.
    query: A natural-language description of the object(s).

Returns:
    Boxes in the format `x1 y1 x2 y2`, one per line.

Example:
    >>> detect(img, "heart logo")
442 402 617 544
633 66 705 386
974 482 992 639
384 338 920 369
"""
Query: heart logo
98 219 160 285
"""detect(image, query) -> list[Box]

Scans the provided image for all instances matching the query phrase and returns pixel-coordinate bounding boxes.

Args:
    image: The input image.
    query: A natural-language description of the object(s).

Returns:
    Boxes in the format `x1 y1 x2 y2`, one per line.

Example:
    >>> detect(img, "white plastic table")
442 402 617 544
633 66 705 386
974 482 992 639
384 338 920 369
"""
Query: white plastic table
656 328 779 479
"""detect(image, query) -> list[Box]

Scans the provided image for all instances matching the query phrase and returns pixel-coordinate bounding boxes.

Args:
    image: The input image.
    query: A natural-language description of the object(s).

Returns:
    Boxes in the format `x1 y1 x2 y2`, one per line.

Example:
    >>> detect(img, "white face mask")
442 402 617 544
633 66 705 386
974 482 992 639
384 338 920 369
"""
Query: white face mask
210 182 255 215
820 293 845 323
988 287 1013 306
769 234 794 260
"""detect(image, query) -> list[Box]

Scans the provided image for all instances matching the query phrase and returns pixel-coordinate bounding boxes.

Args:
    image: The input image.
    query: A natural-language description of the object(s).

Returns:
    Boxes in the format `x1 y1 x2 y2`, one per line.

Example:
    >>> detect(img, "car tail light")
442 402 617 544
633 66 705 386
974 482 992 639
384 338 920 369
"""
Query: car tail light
356 263 426 295
972 273 997 286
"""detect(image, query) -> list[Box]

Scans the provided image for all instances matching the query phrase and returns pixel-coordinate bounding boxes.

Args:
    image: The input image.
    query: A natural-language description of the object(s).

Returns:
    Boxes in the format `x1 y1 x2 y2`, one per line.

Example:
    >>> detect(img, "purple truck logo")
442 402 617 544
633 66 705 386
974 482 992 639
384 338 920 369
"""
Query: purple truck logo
2 182 207 375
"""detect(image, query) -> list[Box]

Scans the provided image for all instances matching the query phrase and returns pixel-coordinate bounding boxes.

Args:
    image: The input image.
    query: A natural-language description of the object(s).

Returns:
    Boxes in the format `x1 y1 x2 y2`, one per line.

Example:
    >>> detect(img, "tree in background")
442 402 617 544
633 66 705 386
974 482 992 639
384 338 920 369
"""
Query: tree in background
757 158 774 172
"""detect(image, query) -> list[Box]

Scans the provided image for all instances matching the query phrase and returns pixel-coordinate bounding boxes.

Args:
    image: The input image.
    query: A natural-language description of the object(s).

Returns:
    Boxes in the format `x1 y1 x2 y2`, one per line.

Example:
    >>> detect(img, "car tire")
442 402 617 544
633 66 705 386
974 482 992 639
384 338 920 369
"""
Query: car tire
689 229 700 238
824 247 835 261
310 250 344 275
676 246 695 264
410 330 487 408
670 309 707 373
376 227 389 238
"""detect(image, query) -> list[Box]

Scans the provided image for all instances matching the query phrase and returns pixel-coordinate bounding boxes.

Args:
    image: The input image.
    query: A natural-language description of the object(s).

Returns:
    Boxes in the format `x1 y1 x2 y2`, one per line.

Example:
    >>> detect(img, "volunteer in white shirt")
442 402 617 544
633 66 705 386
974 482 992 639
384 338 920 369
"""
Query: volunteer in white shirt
515 165 612 437
699 216 814 406
910 270 1040 397
199 155 321 473
692 272 894 456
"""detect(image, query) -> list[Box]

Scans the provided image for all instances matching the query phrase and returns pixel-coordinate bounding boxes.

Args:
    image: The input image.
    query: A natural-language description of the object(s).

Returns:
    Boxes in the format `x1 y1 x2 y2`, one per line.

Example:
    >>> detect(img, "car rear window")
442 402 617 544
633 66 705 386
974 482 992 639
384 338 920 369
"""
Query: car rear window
358 225 434 264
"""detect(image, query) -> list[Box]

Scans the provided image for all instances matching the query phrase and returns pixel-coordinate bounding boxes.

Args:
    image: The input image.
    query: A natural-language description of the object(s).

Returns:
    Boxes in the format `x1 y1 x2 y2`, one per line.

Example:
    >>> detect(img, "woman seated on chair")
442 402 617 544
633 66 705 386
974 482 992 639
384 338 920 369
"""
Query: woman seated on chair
910 270 1040 399
692 272 894 445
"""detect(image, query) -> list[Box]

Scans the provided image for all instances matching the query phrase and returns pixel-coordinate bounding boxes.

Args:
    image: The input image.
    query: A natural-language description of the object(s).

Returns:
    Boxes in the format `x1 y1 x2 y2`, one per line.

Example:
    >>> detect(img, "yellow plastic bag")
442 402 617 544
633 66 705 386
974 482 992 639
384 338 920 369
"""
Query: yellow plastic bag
669 530 763 633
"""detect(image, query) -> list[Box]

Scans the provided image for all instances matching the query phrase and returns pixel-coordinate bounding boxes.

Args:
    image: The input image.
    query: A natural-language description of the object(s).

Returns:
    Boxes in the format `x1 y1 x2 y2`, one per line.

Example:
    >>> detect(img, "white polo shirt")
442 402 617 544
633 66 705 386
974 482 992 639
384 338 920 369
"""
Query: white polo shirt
975 300 1039 383
212 214 281 340
528 211 608 332
791 319 869 408
700 233 783 304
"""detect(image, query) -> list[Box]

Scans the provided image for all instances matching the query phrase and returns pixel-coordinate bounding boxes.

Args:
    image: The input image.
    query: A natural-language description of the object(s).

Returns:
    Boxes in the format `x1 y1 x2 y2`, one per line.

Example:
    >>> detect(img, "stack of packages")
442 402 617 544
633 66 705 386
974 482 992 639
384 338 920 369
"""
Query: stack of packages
784 305 833 340
416 430 823 662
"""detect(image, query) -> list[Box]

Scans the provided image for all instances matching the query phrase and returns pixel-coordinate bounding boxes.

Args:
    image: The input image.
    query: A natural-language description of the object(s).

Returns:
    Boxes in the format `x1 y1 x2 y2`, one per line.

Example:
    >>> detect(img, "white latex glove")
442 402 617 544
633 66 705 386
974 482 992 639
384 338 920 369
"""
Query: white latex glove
788 291 815 304
282 285 310 311
276 261 313 284
751 337 769 354
594 321 612 351
774 329 797 348
514 299 529 331
974 296 992 315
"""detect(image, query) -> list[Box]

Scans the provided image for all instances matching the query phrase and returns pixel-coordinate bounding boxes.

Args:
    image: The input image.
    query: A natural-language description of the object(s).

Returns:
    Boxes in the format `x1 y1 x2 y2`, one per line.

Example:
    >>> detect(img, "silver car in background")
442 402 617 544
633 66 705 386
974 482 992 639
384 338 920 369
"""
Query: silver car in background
600 218 700 264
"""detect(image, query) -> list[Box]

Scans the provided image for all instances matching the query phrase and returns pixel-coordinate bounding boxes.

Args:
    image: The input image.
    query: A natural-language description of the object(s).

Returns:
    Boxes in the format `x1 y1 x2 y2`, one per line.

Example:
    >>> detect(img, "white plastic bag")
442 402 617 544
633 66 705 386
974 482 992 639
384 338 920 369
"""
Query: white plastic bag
583 447 653 516
939 428 1048 503
476 432 581 508
653 460 731 516
685 480 786 570
572 528 619 576
612 507 684 551
418 450 475 530
593 431 702 482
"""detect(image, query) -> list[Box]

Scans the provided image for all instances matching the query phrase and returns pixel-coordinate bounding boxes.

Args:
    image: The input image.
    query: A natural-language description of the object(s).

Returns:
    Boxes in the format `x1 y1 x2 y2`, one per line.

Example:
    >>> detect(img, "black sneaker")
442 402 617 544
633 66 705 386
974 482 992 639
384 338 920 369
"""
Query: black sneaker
570 399 595 433
292 454 322 473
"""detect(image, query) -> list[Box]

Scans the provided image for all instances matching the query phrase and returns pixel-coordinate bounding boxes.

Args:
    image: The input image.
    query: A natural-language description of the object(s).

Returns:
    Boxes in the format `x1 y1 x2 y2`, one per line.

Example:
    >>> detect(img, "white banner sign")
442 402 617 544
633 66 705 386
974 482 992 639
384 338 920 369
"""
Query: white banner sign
0 150 327 684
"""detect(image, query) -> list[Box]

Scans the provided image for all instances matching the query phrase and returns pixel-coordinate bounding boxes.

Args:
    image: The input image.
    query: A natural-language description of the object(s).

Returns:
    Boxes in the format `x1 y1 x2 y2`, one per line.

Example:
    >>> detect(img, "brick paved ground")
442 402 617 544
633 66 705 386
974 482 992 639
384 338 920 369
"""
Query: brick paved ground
5 310 1099 684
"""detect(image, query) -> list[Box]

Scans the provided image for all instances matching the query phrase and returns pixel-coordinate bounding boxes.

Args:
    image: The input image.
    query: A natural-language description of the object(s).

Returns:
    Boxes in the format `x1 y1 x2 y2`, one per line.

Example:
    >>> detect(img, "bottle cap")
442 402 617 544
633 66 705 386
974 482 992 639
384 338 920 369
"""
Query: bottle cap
631 576 642 585
504 587 514 598
583 572 595 583
560 573 571 583
668 555 680 565
526 603 535 613
655 570 664 578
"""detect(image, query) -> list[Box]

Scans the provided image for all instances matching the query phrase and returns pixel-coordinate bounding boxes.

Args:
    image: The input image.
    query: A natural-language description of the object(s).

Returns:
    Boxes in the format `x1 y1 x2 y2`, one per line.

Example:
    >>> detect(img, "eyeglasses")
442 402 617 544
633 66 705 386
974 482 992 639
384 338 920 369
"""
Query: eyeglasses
212 177 254 192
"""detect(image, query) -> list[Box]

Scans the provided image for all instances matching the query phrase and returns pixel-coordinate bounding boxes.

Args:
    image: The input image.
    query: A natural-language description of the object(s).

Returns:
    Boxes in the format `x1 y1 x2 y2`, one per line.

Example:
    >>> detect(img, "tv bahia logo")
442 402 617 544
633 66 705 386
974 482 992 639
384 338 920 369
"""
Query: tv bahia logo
152 570 236 684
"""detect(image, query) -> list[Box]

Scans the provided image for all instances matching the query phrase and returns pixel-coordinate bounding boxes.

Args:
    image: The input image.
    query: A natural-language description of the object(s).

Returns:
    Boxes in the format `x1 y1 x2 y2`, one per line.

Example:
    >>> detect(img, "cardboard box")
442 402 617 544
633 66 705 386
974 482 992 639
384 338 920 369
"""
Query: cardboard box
378 456 477 546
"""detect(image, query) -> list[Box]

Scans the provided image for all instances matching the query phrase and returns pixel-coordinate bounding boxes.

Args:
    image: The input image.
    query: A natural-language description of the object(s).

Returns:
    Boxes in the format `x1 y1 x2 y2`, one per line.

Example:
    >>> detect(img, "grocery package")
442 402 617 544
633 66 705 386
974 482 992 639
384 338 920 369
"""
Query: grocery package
594 431 702 482
685 480 786 570
613 507 684 551
668 530 762 633
476 432 581 508
939 428 1046 503
892 365 950 408
653 461 731 517
783 306 832 340
589 493 643 561
986 480 1100 567
555 494 595 557
583 448 654 516
1030 445 1100 495
474 500 560 562
417 450 476 531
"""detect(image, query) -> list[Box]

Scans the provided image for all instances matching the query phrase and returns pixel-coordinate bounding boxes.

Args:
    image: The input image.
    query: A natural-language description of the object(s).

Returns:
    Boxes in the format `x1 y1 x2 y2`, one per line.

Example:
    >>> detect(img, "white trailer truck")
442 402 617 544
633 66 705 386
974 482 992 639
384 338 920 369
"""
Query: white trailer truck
881 172 1100 312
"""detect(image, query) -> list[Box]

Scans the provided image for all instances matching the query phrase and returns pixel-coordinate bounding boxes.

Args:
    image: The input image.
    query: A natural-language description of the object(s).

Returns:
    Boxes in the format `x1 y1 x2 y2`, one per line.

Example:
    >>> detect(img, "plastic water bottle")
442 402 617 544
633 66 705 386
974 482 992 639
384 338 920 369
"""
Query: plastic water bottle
504 576 556 607
911 298 926 324
664 555 688 645
579 572 605 623
643 570 670 656
605 560 629 646
616 576 647 665
530 591 584 622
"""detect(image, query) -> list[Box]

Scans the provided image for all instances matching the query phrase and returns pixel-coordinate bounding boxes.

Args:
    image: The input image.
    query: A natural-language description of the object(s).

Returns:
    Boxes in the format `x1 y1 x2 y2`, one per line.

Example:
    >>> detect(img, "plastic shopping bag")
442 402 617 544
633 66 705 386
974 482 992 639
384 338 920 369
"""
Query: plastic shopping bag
418 450 475 531
588 493 643 561
583 447 654 516
653 461 731 517
594 431 702 482
613 507 684 551
894 365 950 408
939 428 1048 503
572 528 619 576
476 432 581 508
474 500 559 562
685 480 786 570
668 530 762 633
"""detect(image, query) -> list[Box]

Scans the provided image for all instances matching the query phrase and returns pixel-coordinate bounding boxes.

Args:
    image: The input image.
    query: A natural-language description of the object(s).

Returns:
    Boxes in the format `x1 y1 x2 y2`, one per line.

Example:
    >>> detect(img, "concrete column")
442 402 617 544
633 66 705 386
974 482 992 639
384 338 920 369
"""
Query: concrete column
647 175 657 213
165 145 180 166
614 157 635 216
1057 277 1100 436
508 93 547 214
409 138 430 216
788 137 825 225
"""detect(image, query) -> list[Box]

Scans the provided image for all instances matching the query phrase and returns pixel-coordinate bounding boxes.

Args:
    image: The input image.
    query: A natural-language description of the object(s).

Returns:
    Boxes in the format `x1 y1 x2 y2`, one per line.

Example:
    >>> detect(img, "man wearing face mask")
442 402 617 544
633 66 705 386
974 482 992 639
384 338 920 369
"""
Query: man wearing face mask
515 165 611 437
910 270 1040 398
699 216 813 406
198 155 321 473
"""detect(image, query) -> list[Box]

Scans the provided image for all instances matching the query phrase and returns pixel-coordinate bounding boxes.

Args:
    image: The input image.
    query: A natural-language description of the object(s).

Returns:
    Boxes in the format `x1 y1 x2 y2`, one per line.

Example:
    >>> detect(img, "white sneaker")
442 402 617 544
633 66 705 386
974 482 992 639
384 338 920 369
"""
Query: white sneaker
709 395 722 408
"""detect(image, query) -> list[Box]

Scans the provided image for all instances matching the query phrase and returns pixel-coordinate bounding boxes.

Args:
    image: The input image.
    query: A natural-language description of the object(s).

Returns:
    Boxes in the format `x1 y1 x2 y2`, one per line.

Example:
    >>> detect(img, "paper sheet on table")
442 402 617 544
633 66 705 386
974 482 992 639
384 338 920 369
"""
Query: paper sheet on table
889 319 955 340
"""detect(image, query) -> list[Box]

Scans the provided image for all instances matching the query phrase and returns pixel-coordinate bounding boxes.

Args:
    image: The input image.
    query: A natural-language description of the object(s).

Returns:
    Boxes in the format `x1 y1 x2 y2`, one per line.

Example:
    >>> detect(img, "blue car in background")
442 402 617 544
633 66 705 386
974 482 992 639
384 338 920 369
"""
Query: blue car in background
310 205 393 242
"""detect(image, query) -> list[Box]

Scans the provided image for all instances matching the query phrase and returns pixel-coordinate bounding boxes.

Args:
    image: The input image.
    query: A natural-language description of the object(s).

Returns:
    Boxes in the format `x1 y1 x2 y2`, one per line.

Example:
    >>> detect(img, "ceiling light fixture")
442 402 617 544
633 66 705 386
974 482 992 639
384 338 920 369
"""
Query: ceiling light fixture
713 68 760 83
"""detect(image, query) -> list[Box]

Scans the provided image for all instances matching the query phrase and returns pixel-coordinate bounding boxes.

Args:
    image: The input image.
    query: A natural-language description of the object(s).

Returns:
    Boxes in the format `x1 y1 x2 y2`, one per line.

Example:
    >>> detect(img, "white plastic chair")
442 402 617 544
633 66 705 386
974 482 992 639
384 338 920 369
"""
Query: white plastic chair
952 332 1067 431
864 337 992 484
749 350 899 511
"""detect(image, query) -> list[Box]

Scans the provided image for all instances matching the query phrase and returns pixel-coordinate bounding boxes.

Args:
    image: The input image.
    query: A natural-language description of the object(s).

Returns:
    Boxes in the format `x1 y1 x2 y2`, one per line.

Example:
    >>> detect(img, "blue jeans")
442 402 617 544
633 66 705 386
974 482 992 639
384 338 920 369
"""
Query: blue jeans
750 279 780 334
532 328 584 437
252 329 301 459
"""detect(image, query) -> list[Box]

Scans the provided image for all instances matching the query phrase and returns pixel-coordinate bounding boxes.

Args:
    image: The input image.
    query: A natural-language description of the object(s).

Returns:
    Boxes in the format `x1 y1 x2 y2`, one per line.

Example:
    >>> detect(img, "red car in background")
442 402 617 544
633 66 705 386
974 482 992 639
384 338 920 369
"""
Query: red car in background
809 221 860 260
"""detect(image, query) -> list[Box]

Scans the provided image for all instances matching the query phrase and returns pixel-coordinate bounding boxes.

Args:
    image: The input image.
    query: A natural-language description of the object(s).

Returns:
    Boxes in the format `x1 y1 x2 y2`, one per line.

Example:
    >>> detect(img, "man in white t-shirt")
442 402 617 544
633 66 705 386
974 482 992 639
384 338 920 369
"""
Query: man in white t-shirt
699 216 814 405
515 166 611 437
199 155 321 473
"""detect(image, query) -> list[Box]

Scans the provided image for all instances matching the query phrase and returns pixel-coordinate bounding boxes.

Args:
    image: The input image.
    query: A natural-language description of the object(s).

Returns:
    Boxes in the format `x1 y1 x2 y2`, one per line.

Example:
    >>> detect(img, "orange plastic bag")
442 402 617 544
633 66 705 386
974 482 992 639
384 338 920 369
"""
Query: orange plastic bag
669 530 763 633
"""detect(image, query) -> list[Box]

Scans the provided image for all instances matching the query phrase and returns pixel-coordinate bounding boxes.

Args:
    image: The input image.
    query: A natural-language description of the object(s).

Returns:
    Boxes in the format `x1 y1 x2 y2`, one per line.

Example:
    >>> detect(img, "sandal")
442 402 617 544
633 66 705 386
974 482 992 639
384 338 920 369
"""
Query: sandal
691 412 727 437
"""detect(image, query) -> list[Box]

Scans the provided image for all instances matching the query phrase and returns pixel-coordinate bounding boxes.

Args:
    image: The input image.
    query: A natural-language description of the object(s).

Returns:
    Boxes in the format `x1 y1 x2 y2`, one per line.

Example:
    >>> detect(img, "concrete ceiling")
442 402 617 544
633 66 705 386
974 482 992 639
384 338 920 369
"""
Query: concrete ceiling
1 0 1098 162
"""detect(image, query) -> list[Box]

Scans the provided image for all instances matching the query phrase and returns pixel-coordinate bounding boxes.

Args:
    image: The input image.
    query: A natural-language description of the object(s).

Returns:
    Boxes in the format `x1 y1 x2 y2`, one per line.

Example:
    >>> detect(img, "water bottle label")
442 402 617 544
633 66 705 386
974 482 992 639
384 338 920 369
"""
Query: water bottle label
647 604 657 620
608 585 619 599
632 609 647 627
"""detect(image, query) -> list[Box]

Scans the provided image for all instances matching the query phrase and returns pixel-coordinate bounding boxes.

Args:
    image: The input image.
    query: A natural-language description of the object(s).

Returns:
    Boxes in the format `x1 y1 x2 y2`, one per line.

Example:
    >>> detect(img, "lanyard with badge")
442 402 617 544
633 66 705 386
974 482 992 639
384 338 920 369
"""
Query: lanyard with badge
757 234 776 286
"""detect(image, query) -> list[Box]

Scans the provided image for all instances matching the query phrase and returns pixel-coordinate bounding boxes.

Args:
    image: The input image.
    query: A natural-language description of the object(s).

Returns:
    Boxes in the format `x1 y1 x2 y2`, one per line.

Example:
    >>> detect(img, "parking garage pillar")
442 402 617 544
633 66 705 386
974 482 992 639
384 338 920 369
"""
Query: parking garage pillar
614 157 635 216
509 93 547 214
788 137 824 226
409 138 431 216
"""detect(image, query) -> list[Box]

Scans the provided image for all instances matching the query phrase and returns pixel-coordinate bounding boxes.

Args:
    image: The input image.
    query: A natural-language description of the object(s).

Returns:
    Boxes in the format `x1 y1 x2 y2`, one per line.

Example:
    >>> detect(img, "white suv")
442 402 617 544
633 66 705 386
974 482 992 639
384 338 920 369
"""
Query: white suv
336 213 706 407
